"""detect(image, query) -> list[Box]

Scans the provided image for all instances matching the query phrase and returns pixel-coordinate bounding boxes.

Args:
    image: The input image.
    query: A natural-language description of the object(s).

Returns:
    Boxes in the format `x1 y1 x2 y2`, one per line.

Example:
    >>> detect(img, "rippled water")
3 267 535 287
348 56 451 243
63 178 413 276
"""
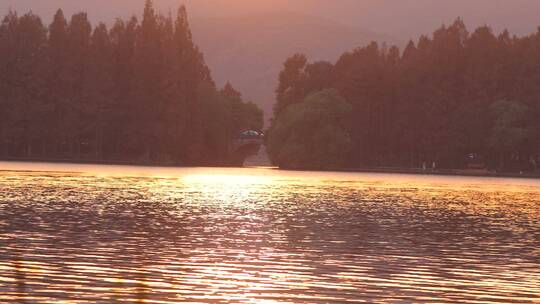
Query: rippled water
0 162 539 303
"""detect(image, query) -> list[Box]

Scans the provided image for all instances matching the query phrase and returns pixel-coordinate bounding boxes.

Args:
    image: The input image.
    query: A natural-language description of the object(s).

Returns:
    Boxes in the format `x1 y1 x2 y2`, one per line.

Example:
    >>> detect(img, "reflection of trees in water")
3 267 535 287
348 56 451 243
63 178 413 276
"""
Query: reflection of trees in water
14 255 27 304
276 188 539 300
0 240 28 304
135 257 149 304
0 194 188 303
1 175 540 303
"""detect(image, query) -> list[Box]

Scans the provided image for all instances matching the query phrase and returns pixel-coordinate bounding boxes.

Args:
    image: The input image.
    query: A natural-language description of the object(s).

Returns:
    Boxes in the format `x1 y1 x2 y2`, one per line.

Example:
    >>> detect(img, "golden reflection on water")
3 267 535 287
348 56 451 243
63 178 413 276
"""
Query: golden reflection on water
0 162 540 303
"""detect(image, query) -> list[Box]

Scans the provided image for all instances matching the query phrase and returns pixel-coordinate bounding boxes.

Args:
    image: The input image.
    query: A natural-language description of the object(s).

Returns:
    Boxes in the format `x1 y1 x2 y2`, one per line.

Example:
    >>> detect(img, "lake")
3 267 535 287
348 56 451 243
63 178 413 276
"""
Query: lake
0 162 539 303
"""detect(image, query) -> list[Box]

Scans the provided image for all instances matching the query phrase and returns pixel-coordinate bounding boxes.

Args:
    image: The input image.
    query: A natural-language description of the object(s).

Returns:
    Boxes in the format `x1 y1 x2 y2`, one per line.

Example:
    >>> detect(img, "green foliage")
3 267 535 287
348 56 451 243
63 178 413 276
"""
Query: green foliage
488 100 530 152
272 18 540 171
221 83 264 134
0 2 262 165
273 53 307 116
268 90 352 169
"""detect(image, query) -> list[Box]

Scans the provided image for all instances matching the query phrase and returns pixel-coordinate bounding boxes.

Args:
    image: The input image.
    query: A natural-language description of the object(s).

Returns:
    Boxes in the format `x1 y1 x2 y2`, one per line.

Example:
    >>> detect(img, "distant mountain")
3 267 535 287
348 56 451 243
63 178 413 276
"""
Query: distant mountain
4 0 540 39
191 12 392 122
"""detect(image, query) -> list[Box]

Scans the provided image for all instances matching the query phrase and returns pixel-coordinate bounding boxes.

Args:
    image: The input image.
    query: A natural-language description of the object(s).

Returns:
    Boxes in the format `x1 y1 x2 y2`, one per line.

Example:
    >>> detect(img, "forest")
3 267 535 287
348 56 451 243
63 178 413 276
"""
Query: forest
268 19 540 172
0 0 263 165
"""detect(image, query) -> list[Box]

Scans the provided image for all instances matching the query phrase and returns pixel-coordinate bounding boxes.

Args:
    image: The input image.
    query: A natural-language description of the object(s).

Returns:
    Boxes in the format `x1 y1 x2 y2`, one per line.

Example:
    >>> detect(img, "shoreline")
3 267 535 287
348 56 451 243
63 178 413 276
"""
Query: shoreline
336 167 540 179
0 157 237 169
1 158 540 180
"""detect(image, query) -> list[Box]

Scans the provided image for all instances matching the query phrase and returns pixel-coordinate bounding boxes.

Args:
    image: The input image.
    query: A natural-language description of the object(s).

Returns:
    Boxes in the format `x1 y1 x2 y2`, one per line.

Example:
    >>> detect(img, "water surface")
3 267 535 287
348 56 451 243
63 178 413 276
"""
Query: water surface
0 162 539 303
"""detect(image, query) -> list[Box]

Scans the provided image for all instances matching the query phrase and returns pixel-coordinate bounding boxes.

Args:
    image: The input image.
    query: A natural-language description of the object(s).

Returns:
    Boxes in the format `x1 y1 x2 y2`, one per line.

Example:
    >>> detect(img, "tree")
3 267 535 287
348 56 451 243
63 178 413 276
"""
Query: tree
333 41 388 166
88 23 113 158
65 12 92 157
267 90 352 169
133 0 162 161
221 82 263 135
274 53 307 116
488 100 531 170
0 11 20 155
109 16 138 157
0 12 47 156
303 61 334 96
270 18 540 172
0 3 263 166
46 9 70 155
171 4 213 163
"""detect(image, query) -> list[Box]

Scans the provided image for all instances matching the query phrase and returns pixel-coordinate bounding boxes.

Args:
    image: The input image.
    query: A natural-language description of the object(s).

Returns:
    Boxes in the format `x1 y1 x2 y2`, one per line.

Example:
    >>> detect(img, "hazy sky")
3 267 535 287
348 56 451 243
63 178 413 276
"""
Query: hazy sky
1 0 540 39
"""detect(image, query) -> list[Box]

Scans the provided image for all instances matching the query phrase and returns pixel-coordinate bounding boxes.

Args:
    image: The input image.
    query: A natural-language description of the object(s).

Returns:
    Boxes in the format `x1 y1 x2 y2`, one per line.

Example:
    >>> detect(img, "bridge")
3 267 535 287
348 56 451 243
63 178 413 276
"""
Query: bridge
229 130 264 166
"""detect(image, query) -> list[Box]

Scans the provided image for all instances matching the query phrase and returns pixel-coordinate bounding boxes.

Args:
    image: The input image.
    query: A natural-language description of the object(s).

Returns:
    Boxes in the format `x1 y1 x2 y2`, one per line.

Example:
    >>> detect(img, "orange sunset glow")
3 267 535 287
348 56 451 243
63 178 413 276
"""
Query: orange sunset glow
0 0 540 303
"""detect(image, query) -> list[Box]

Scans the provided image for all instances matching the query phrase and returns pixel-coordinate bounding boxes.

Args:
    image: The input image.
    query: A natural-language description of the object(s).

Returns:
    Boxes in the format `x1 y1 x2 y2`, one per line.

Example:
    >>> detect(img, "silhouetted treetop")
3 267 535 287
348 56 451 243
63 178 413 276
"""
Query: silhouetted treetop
0 1 262 165
268 18 540 171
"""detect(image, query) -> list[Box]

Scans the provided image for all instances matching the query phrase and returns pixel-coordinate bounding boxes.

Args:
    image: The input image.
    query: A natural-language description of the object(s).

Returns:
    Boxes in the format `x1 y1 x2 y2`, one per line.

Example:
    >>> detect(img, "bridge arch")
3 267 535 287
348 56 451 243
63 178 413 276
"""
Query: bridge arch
229 130 264 166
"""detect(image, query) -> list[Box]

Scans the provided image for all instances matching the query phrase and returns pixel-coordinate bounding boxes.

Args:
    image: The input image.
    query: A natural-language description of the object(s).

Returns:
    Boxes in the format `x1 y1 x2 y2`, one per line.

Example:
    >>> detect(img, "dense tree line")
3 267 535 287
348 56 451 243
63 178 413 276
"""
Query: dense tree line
269 19 540 171
0 0 262 165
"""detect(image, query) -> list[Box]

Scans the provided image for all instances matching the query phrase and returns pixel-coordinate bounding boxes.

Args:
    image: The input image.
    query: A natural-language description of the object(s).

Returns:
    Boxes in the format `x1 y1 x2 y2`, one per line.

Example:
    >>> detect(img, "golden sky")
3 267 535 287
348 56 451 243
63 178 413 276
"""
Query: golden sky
1 0 539 38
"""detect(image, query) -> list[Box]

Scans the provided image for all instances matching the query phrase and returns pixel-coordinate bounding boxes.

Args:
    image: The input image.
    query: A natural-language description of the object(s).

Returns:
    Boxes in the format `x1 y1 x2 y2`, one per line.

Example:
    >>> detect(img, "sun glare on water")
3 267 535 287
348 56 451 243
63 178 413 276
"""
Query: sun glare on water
182 172 275 186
